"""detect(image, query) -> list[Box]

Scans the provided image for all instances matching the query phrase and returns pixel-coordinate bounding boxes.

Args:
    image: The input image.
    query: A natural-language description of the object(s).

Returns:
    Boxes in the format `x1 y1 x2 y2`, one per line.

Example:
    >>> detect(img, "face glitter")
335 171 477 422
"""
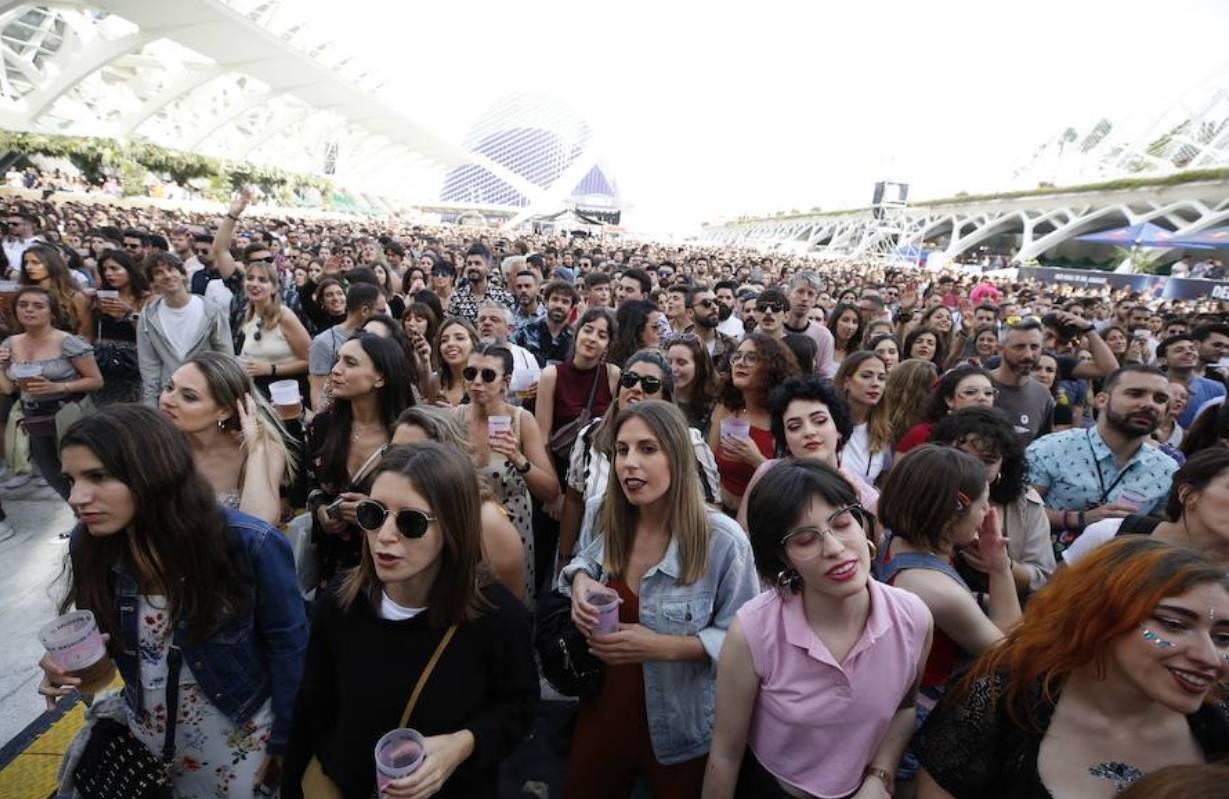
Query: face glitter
1141 626 1175 649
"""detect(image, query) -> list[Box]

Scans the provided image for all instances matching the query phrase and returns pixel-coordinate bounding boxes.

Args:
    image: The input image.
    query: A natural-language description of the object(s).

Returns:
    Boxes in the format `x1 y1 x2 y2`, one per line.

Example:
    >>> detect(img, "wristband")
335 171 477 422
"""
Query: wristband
270 363 278 377
226 213 241 222
1077 511 1086 530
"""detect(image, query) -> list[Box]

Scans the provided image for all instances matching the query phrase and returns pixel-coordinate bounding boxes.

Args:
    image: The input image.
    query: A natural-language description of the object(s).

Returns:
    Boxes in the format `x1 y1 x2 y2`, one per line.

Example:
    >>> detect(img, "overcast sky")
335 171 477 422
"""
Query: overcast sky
293 0 1229 233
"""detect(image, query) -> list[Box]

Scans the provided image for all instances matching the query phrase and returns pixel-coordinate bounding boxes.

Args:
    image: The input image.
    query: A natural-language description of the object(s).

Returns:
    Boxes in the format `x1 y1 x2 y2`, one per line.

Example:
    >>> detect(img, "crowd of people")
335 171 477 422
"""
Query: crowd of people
10 185 1229 798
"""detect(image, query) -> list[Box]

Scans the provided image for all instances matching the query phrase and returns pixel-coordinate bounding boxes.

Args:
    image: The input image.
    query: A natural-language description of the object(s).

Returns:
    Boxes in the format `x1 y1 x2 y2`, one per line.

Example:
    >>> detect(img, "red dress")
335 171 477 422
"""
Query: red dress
714 424 776 499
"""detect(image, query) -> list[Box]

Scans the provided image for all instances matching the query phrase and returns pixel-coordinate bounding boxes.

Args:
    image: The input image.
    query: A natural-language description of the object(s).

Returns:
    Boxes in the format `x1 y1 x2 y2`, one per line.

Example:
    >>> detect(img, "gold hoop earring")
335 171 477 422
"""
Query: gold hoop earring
867 539 878 560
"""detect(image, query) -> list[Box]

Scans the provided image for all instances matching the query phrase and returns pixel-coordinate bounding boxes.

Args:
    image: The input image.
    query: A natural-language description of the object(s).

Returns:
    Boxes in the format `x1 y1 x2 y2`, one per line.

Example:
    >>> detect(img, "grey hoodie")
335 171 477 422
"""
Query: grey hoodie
137 294 233 405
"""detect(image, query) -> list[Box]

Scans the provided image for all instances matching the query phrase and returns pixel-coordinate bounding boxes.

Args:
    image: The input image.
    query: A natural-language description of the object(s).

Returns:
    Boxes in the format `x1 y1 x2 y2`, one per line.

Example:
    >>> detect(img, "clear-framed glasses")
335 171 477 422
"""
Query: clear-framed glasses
957 386 999 400
779 505 870 558
730 350 760 366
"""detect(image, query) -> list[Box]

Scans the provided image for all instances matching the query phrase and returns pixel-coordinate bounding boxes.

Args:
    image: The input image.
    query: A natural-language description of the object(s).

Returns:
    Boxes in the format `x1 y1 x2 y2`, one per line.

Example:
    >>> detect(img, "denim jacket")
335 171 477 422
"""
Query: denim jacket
70 508 308 755
559 500 759 764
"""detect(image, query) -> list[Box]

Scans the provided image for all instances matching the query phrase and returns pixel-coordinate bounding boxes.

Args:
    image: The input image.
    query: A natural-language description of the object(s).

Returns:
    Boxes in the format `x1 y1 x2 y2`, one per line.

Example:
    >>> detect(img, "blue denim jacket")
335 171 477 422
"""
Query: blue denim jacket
70 508 308 755
560 500 759 764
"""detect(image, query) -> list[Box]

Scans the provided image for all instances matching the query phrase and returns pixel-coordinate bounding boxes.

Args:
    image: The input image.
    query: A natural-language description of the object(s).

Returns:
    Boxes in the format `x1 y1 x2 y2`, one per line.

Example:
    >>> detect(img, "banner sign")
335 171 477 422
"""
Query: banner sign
1016 266 1229 301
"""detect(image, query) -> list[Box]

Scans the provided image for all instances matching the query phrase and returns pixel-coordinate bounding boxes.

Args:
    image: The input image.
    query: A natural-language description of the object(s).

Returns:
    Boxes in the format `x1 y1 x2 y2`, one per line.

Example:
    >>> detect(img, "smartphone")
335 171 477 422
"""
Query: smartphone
1133 329 1150 340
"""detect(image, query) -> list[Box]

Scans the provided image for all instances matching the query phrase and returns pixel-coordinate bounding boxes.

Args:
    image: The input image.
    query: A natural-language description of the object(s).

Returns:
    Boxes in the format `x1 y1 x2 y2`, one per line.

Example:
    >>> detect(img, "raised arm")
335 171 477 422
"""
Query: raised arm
212 189 252 281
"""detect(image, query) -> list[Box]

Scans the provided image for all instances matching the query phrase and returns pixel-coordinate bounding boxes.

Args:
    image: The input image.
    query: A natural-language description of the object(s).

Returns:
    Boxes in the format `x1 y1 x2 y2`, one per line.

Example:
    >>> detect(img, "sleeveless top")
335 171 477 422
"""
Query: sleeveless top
552 360 613 431
876 539 969 690
240 314 295 364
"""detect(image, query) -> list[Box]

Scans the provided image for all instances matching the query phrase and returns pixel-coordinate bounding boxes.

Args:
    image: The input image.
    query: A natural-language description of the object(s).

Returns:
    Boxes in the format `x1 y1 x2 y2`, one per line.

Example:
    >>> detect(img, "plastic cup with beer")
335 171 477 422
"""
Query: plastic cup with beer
38 610 116 694
374 728 426 791
11 361 41 391
268 379 302 421
487 414 512 441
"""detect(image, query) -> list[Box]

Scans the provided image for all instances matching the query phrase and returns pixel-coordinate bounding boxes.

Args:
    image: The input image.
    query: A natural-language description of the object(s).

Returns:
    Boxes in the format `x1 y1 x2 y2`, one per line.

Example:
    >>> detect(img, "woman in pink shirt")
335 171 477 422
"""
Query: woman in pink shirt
705 459 933 798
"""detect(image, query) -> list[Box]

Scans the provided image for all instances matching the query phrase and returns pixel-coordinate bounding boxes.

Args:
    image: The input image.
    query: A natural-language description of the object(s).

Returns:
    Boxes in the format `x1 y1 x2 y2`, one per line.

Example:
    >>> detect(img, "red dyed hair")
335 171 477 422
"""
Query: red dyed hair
956 536 1229 731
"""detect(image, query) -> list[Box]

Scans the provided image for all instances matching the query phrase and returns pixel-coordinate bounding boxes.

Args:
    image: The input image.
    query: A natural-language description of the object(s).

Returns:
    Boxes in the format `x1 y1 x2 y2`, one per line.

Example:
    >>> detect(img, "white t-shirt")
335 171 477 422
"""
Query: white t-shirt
840 423 888 485
717 315 745 339
380 592 425 621
159 295 206 361
1061 518 1125 567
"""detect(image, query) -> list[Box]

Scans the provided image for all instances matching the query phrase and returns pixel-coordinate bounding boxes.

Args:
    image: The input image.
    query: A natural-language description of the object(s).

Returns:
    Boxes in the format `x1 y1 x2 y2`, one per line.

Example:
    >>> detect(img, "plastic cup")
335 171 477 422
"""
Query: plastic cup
587 588 621 635
81 287 97 298
374 728 426 790
488 415 512 439
96 290 119 300
38 610 115 694
11 361 40 390
268 379 302 421
720 418 751 441
0 279 17 295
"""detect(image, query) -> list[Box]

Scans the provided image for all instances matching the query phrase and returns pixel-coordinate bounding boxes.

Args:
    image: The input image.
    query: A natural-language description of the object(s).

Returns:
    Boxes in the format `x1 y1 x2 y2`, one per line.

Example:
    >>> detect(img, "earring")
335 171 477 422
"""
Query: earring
867 539 878 560
217 418 227 430
776 569 802 592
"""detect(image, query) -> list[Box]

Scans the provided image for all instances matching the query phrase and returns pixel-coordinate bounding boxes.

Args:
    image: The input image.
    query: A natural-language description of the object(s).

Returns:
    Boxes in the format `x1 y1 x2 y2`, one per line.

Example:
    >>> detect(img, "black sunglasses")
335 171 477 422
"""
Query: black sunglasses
759 302 785 313
247 256 275 265
690 298 715 309
620 371 663 393
355 499 436 539
463 366 501 383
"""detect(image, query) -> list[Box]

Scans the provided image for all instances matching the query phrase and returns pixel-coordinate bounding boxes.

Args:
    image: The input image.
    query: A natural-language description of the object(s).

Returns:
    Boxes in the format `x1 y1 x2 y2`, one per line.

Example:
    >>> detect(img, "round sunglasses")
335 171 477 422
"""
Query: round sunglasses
355 499 436 539
462 366 502 383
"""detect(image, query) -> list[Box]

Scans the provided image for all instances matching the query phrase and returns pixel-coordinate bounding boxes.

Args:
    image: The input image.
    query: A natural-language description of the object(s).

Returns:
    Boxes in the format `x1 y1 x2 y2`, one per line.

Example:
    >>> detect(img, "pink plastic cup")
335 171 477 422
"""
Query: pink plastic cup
587 588 621 635
374 728 426 791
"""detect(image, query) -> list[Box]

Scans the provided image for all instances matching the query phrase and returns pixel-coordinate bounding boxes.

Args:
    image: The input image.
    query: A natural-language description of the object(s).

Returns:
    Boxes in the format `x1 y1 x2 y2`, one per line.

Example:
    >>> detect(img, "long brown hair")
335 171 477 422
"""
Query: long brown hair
597 401 709 585
337 442 490 627
58 406 249 644
834 351 892 453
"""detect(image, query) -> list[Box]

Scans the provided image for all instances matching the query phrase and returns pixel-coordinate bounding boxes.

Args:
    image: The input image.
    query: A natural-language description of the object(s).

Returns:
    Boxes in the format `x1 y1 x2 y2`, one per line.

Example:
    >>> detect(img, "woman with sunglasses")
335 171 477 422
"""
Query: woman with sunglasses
560 350 721 564
305 333 410 587
41 405 307 798
429 317 479 407
237 260 311 399
159 352 297 524
706 460 932 798
896 365 998 456
92 248 150 405
391 406 527 600
665 333 720 437
283 442 539 799
456 342 558 601
563 401 759 797
710 333 801 514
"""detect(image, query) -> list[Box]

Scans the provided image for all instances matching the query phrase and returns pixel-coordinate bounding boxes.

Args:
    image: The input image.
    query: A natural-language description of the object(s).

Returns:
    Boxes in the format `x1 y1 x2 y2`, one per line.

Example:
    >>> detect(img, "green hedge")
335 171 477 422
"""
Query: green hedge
0 130 334 204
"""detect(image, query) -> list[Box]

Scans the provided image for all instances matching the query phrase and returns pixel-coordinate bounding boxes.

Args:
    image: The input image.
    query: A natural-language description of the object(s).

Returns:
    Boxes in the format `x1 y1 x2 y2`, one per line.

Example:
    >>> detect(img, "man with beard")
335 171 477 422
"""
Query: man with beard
511 269 545 333
1026 364 1176 555
446 242 514 324
781 271 835 376
683 285 737 370
991 318 1055 446
515 279 578 367
1159 333 1225 427
713 279 744 339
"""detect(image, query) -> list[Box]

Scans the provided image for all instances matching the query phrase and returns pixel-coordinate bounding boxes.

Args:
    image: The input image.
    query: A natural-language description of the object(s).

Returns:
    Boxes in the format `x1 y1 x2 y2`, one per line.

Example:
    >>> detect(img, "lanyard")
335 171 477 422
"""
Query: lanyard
1085 428 1133 506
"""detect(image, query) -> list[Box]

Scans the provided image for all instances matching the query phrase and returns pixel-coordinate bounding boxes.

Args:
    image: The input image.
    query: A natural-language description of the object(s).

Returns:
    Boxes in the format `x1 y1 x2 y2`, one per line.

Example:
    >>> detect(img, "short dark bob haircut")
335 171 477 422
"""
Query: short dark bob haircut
767 374 854 457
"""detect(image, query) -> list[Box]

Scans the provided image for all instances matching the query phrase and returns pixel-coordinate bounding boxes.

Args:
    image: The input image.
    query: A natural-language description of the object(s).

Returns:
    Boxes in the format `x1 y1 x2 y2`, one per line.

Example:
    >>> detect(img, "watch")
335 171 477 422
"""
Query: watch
514 459 531 474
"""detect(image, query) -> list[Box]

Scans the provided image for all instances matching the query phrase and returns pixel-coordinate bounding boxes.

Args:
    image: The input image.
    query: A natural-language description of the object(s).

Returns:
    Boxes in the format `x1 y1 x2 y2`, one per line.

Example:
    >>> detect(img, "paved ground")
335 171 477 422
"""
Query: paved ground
0 477 76 749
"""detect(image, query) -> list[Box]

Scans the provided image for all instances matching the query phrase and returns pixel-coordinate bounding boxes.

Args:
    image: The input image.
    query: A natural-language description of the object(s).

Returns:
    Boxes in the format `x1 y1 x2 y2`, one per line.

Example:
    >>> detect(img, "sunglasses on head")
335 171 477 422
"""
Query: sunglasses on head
355 499 436 539
620 371 663 393
463 366 501 383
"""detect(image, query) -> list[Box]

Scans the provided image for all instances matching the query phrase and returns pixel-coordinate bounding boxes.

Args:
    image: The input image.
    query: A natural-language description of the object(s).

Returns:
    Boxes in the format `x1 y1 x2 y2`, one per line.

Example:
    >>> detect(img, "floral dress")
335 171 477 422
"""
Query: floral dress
128 596 274 798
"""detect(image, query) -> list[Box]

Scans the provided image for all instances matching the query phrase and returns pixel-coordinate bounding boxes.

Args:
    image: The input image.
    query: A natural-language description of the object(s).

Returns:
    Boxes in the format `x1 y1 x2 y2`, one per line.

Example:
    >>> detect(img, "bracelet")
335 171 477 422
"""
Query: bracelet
1077 511 1086 530
270 363 277 377
226 213 241 222
864 765 894 795
515 459 531 474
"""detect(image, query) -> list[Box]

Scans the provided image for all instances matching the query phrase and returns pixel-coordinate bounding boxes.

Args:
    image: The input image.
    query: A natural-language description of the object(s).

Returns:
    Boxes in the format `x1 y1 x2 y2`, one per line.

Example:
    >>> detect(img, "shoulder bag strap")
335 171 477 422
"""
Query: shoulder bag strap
349 443 389 487
398 624 458 728
581 360 604 415
162 645 183 765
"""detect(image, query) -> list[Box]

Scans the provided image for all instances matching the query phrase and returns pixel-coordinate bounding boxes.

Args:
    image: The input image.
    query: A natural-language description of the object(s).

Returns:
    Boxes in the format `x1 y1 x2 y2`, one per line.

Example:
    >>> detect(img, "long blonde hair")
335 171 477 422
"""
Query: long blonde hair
242 261 284 330
597 400 709 585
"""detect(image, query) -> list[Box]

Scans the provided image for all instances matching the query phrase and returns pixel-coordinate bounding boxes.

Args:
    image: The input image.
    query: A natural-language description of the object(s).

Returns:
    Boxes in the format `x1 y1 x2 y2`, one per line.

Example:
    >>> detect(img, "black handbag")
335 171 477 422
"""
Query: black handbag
72 646 182 799
534 588 605 698
93 338 139 379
